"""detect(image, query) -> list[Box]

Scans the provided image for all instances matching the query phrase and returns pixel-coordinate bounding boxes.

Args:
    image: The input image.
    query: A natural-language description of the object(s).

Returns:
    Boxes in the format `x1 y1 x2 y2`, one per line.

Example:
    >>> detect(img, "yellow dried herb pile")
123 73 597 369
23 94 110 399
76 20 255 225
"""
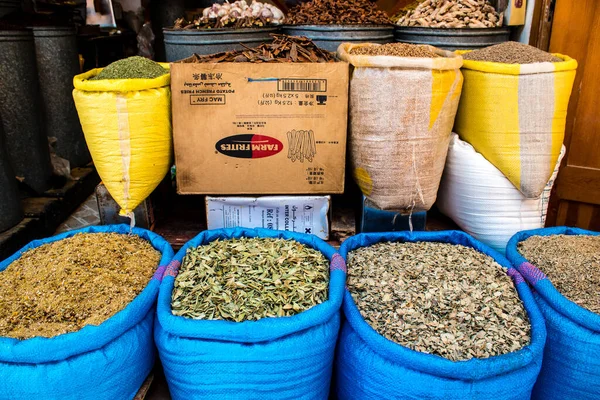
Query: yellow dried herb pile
0 233 161 339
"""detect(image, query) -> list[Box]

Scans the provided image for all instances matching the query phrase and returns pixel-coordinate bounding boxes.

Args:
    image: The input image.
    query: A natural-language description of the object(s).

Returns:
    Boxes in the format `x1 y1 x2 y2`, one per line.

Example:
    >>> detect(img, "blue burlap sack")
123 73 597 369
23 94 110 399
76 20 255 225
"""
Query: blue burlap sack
506 227 600 400
155 227 346 400
0 224 173 400
335 230 546 400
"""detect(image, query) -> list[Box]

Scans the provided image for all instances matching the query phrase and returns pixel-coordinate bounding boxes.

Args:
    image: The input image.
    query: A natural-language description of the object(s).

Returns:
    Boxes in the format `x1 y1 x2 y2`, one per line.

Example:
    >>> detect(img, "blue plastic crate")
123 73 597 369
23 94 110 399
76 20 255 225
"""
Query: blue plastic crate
359 196 427 233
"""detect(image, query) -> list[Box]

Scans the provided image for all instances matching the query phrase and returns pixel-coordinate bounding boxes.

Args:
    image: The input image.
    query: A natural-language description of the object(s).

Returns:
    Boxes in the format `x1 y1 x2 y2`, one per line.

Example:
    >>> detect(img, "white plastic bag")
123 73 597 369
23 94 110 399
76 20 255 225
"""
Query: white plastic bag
437 134 564 254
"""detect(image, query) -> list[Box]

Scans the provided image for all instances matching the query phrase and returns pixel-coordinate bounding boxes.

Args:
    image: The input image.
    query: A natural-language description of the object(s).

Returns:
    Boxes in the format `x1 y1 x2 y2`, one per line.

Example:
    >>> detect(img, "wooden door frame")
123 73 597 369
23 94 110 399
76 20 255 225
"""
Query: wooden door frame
529 0 555 49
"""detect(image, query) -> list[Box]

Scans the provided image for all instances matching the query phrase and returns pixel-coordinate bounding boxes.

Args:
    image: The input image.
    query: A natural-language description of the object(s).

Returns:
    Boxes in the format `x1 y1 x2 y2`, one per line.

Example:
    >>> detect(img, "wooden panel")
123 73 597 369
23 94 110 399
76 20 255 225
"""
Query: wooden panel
555 200 600 230
532 0 555 51
556 166 600 204
562 8 600 168
549 0 597 150
544 0 600 229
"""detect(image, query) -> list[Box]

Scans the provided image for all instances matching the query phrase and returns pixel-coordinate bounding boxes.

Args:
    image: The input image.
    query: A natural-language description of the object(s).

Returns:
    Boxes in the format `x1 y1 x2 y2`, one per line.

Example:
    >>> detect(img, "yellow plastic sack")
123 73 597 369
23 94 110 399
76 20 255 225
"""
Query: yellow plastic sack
338 43 463 213
454 53 577 198
73 66 172 219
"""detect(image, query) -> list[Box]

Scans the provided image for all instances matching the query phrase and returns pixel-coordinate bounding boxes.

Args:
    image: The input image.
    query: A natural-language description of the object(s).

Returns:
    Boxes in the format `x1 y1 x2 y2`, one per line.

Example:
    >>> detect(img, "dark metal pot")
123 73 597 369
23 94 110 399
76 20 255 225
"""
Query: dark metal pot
32 26 91 168
0 29 52 194
0 117 23 233
394 26 511 51
281 24 394 52
163 26 280 61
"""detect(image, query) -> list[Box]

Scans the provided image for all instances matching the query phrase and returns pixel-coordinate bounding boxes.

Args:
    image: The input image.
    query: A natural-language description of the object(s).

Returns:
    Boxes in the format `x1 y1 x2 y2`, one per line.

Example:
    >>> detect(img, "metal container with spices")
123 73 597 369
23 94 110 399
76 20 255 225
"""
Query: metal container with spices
393 0 510 51
0 28 52 194
284 0 394 52
282 25 393 52
32 25 90 168
164 0 284 61
163 27 280 61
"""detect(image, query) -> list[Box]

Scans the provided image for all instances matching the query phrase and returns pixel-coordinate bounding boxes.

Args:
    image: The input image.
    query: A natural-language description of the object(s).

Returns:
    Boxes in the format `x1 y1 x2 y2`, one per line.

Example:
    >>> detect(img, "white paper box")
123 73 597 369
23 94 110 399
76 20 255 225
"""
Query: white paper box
206 196 331 239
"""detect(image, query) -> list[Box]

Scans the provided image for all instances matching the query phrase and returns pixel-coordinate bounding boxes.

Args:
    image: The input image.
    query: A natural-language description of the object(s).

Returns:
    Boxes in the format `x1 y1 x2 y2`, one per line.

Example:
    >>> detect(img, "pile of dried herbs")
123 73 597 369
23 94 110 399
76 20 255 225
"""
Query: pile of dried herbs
92 56 168 80
518 235 600 314
187 34 335 63
347 241 531 361
0 233 161 339
463 42 562 64
287 0 391 25
171 237 329 322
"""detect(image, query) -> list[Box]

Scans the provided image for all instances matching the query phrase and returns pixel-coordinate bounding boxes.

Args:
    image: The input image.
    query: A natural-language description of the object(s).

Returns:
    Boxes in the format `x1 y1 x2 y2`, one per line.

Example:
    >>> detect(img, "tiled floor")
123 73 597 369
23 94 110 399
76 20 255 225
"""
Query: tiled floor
55 194 101 233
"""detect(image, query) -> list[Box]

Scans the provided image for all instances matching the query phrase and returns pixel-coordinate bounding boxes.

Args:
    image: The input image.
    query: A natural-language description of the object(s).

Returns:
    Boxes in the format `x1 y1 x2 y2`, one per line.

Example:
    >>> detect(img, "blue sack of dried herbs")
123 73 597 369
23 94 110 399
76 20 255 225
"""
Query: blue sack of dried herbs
0 224 174 400
507 227 600 400
154 227 346 400
335 230 546 400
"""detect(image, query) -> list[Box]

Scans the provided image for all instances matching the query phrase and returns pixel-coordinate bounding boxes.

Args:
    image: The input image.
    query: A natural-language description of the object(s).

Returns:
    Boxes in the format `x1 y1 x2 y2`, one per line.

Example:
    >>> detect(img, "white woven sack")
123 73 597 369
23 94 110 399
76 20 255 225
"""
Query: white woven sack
437 134 564 254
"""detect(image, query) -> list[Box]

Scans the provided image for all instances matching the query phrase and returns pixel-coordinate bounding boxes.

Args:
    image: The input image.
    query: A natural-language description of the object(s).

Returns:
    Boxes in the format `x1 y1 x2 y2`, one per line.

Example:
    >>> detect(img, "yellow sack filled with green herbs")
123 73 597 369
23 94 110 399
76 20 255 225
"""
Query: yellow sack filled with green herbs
73 60 172 220
455 51 577 198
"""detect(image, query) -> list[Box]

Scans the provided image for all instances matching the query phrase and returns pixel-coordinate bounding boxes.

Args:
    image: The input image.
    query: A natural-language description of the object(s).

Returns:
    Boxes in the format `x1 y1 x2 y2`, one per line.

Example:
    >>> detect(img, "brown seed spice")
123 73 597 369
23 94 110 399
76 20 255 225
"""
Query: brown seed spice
518 235 600 314
349 43 440 58
0 233 161 339
463 41 562 64
347 241 531 361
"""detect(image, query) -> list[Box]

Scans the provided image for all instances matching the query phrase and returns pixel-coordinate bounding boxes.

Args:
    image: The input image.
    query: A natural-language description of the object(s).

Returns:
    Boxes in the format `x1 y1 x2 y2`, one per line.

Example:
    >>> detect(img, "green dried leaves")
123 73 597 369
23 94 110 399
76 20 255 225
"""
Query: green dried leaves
347 241 531 361
172 237 329 322
92 56 168 80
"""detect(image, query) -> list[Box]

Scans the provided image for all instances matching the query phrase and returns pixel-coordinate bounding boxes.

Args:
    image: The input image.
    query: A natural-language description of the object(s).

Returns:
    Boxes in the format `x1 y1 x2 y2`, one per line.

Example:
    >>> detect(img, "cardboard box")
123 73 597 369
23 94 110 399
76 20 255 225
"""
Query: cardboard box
206 196 331 239
171 62 349 194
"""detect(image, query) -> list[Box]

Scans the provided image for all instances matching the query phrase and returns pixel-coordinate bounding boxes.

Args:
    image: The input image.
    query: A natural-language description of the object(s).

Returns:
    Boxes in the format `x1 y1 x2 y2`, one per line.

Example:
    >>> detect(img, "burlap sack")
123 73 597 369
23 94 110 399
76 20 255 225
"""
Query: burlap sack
338 43 463 212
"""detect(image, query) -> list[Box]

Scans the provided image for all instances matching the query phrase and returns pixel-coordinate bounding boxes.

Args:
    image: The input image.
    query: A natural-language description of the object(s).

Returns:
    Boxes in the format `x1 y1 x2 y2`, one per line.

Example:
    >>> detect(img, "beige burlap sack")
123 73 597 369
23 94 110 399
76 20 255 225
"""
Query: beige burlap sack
338 43 463 212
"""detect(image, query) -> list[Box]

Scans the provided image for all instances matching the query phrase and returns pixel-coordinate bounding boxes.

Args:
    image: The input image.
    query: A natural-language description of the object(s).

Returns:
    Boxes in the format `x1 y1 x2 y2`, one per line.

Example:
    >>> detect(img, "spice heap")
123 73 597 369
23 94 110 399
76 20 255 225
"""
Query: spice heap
92 56 168 80
171 238 329 322
347 242 531 361
173 0 284 29
0 233 161 339
188 34 335 63
349 43 440 57
395 0 502 28
518 235 600 314
463 41 562 63
287 0 391 25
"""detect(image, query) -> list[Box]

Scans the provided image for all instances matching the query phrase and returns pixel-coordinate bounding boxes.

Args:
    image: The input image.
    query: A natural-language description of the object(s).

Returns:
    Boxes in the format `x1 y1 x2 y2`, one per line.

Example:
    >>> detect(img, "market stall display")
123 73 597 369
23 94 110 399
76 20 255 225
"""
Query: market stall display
0 28 52 194
0 225 173 400
155 228 345 400
338 42 462 213
437 134 565 253
72 57 172 223
164 1 284 61
32 26 90 168
455 43 577 198
393 0 510 51
282 0 393 51
507 228 600 400
336 231 546 399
